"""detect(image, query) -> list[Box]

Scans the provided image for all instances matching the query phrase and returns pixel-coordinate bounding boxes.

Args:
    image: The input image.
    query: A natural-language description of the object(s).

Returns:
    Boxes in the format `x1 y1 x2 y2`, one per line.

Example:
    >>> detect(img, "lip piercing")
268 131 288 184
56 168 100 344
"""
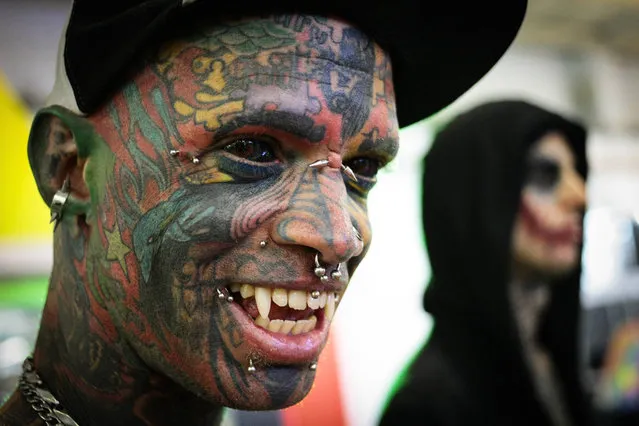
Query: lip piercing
309 361 318 371
217 287 233 303
310 290 321 299
248 358 256 373
331 264 342 280
308 159 358 183
259 241 267 248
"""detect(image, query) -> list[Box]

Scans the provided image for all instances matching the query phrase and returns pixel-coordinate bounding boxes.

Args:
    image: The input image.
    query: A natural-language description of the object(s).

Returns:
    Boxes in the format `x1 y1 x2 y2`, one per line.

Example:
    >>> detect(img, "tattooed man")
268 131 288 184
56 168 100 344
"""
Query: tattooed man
0 1 525 425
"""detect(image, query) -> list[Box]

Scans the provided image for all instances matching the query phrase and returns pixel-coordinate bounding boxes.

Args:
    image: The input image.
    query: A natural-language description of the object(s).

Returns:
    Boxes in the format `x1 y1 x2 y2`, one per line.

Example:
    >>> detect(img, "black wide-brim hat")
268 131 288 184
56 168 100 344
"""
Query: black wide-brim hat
47 0 527 128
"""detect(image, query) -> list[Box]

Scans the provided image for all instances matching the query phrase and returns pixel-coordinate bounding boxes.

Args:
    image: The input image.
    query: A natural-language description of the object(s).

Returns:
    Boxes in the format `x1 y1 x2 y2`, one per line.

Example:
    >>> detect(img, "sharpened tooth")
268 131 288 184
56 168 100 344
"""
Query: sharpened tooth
255 287 272 319
280 320 296 334
268 319 284 333
291 319 308 335
307 292 321 310
288 290 307 310
303 315 317 333
255 316 269 329
272 288 288 307
319 292 327 308
240 284 255 298
230 283 241 293
325 292 336 321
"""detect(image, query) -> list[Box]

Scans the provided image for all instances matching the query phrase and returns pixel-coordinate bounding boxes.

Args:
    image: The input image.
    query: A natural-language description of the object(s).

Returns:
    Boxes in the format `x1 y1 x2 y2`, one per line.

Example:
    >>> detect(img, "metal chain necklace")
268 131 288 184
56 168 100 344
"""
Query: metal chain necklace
18 356 80 426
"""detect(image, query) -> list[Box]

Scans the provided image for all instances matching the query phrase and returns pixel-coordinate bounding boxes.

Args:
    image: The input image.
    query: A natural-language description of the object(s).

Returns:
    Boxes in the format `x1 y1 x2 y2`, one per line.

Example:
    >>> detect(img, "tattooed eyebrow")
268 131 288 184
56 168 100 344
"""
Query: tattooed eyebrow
358 134 399 162
215 110 327 143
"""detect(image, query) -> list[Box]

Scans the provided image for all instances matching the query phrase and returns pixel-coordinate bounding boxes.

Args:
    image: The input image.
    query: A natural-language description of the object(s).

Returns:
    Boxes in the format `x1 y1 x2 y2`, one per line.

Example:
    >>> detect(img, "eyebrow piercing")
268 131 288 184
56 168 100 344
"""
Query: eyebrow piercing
217 287 233 303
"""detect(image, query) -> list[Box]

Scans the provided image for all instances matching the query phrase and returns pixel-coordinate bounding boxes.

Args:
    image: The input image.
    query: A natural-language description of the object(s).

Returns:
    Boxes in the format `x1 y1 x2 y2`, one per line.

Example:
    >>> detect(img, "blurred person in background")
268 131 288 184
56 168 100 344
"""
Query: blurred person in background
0 1 526 425
379 100 595 426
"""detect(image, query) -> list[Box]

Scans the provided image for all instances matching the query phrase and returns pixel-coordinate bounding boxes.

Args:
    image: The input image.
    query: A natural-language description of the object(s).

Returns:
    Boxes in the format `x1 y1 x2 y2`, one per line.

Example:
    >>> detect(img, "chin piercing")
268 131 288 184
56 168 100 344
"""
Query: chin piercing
217 287 233 303
169 149 180 156
309 159 330 169
49 177 71 231
331 264 342 280
314 253 327 277
248 358 256 373
259 240 267 248
341 164 358 183
309 361 318 371
310 290 321 299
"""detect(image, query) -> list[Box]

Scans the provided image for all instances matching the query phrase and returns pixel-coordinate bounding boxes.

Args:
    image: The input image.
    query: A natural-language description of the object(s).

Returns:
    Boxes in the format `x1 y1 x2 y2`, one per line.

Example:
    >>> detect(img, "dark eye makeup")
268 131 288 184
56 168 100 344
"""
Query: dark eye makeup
526 155 560 191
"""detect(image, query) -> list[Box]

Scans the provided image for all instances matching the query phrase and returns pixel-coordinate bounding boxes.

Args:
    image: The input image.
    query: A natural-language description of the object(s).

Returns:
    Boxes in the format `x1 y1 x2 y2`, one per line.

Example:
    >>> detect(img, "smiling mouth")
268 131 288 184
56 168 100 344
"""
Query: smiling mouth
222 283 338 335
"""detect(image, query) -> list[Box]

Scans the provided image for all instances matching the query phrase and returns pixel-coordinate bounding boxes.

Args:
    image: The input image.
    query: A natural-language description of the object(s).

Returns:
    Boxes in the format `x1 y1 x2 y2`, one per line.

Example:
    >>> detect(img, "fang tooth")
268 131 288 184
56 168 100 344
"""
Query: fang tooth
255 315 269 329
230 283 241 293
272 288 288 307
255 287 272 319
325 292 336 321
288 290 307 310
307 292 321 310
280 320 296 334
303 315 318 333
240 284 255 298
291 319 308 335
319 292 327 308
268 319 284 332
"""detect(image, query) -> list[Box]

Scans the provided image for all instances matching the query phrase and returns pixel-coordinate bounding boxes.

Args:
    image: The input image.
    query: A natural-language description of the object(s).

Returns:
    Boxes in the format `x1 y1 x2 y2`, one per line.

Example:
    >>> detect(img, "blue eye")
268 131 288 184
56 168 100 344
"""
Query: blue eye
223 139 276 163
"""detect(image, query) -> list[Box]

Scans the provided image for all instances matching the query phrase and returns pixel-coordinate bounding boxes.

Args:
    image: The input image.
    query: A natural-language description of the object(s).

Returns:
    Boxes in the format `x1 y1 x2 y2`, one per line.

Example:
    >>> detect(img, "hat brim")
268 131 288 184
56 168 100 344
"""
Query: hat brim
58 0 527 128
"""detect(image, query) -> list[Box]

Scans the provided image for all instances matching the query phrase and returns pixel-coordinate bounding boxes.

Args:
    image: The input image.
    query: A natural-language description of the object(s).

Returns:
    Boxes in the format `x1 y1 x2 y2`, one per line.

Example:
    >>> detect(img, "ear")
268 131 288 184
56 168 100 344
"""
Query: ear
27 105 95 216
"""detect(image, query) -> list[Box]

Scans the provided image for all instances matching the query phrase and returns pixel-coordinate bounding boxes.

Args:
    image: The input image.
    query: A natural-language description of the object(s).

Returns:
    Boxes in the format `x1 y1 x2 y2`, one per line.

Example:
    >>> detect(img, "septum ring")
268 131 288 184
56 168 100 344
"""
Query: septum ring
314 253 342 284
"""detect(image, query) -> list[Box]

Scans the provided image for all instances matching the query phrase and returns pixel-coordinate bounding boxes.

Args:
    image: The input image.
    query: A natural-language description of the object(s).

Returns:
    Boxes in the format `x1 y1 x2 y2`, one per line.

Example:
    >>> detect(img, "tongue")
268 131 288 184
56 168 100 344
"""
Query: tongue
240 297 313 321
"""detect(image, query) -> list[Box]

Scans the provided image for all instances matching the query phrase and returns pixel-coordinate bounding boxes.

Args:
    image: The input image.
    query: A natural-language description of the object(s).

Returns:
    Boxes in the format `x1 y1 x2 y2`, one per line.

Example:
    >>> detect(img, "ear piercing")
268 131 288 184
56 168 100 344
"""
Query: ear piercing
168 149 200 164
50 177 71 231
308 158 358 183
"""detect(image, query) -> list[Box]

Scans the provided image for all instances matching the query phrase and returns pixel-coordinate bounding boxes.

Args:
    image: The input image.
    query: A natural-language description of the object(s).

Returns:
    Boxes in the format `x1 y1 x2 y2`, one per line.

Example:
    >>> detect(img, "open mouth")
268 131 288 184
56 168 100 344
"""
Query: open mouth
222 284 338 335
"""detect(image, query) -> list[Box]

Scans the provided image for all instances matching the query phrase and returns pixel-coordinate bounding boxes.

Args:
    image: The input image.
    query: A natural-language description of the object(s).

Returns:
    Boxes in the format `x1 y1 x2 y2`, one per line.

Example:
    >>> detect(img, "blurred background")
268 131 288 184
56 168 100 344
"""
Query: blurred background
1 0 639 425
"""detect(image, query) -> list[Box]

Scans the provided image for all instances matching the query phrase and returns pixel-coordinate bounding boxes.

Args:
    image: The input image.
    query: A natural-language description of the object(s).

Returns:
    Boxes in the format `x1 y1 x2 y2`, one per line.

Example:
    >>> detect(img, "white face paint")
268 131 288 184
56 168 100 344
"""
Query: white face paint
511 132 587 278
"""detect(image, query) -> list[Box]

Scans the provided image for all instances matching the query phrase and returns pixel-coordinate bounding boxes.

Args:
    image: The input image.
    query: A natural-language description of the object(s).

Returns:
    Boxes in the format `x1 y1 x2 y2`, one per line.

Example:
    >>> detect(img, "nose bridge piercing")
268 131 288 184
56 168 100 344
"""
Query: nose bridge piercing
308 158 358 183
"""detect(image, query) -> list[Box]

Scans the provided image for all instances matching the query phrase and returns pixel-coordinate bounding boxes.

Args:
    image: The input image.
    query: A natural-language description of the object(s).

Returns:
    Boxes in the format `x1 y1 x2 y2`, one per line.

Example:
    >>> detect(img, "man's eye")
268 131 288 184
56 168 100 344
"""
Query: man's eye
526 156 560 190
344 157 382 179
223 139 276 163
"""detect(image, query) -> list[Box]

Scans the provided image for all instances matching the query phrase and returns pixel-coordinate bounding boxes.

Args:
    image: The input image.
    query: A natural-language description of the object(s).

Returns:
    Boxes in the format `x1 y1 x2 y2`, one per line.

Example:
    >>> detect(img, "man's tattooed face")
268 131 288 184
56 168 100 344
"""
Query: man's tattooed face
512 132 586 278
82 15 398 409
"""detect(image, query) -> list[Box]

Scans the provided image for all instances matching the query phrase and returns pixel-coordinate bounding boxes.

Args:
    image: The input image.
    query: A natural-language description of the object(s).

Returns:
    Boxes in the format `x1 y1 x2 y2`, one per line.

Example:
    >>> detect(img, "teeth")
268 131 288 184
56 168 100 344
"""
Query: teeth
254 316 318 335
325 293 336 321
240 284 255 298
230 283 241 293
272 288 288 307
288 290 307 310
255 287 272 319
319 292 327 308
307 292 321 310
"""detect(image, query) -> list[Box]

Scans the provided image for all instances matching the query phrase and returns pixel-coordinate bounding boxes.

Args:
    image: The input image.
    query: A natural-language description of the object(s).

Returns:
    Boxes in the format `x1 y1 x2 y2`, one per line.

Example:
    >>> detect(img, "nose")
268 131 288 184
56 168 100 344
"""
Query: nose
269 167 363 265
559 169 586 211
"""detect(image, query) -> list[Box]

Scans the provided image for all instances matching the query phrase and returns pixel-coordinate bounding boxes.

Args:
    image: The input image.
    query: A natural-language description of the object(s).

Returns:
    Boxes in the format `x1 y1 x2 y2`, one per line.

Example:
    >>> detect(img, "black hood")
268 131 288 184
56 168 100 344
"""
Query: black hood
421 99 592 424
